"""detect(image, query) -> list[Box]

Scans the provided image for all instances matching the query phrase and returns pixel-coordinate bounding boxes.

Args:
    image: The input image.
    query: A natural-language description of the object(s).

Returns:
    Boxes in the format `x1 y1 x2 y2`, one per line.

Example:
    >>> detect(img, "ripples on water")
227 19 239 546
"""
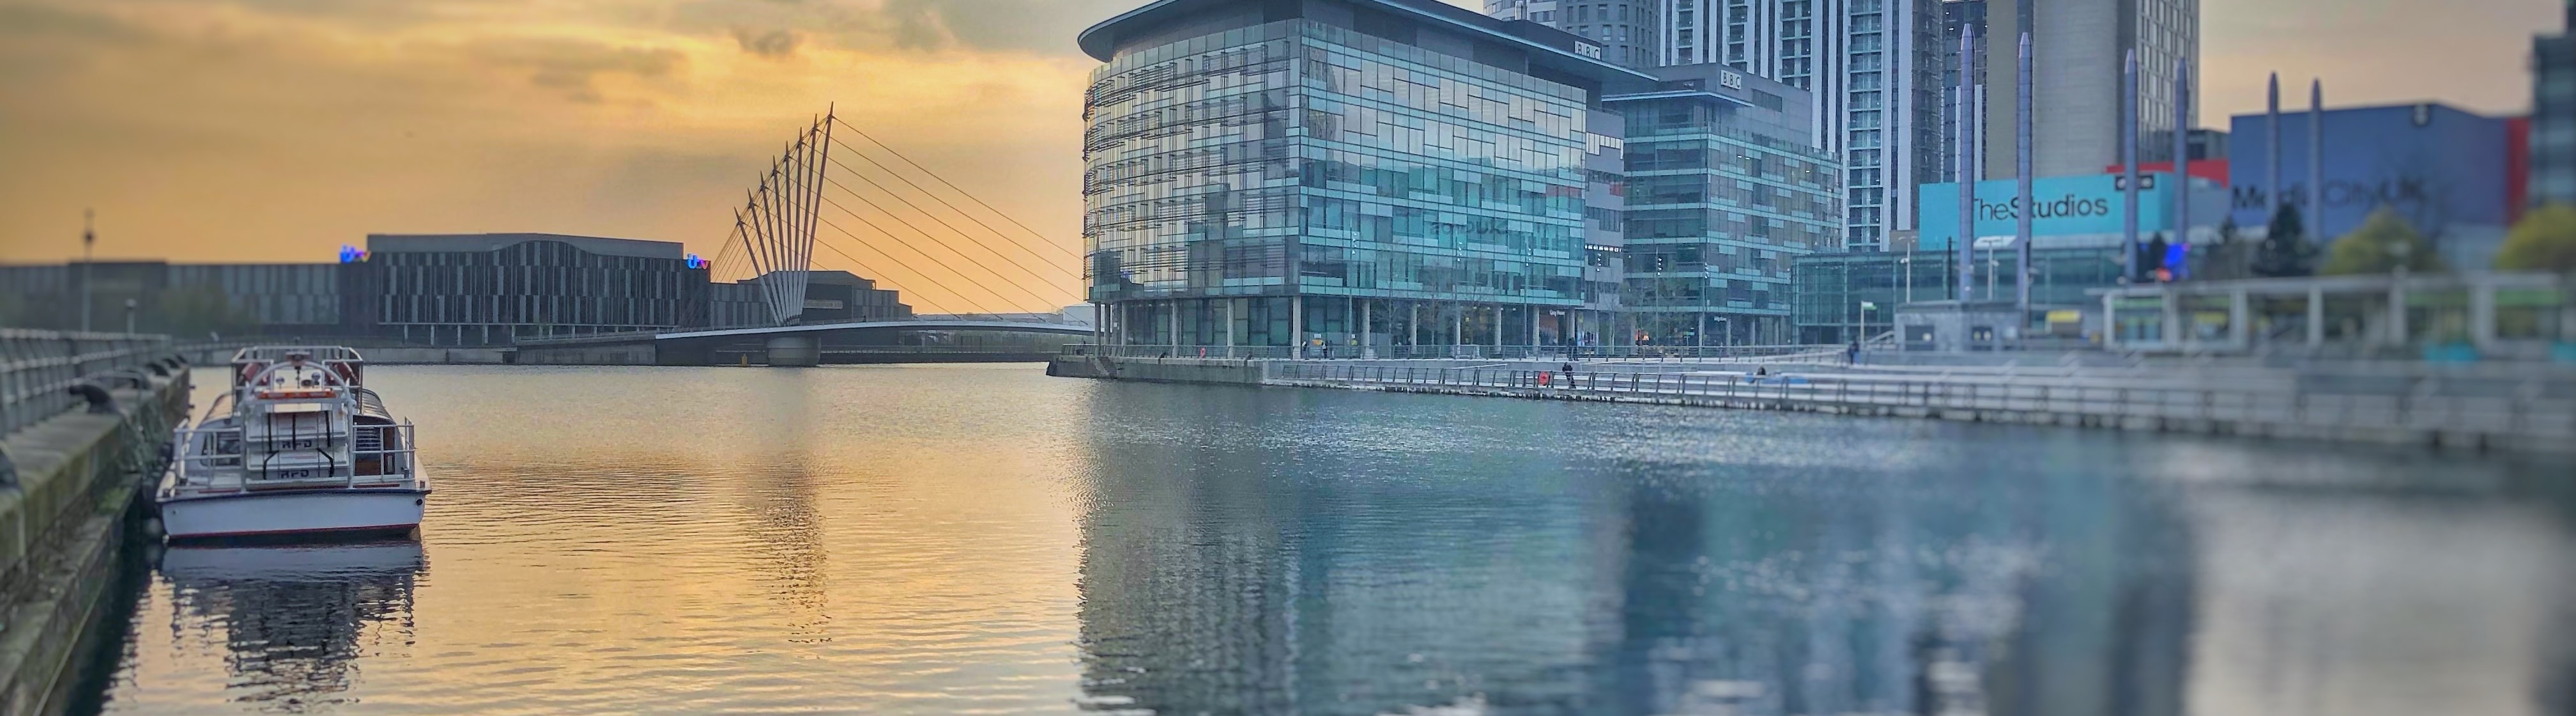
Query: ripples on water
84 364 2576 715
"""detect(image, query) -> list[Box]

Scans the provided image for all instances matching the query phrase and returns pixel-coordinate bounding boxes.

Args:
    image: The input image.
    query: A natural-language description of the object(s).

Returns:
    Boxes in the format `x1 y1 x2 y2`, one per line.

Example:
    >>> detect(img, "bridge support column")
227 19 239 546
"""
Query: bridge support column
765 335 820 367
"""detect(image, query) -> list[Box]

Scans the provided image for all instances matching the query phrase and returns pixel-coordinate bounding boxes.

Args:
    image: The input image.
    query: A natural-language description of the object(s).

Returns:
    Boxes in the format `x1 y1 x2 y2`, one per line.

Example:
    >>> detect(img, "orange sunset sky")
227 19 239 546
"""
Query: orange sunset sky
0 0 2561 312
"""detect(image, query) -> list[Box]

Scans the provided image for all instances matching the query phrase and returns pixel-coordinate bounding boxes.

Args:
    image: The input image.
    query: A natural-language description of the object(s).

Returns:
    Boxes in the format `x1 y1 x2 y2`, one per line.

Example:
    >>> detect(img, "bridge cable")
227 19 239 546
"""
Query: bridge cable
815 215 1012 316
804 230 967 317
822 151 1079 284
752 178 792 322
822 134 1080 264
829 116 1078 260
817 175 1073 307
817 185 1068 310
817 194 1055 312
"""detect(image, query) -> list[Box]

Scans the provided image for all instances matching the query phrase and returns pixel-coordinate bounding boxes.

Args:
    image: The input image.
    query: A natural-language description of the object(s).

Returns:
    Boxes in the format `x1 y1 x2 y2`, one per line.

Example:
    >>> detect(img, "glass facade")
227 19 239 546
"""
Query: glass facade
1610 85 1843 345
1791 247 2124 343
1085 13 1623 350
1652 0 1947 253
2534 12 2576 206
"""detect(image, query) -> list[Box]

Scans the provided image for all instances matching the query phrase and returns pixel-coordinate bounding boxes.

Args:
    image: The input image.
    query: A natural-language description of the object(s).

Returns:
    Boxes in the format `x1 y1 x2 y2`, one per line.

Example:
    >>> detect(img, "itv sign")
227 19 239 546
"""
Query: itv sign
1917 173 2175 249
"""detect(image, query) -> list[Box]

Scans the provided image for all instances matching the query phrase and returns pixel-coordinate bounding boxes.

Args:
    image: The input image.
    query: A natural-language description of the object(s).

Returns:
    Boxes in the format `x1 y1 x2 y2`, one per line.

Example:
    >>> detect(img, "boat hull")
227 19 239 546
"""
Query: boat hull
160 489 429 540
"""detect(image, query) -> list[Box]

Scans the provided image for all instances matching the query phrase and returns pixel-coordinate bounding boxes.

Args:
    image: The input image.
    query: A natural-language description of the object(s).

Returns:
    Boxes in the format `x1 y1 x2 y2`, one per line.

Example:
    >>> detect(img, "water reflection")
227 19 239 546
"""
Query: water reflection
79 366 2576 715
733 370 832 642
156 541 424 712
1071 383 2570 716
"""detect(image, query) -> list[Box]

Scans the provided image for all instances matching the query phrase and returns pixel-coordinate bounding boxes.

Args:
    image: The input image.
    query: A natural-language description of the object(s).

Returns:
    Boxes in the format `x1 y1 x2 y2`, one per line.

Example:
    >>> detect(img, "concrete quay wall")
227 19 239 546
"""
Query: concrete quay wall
0 371 188 716
1052 355 2576 454
1047 356 1264 385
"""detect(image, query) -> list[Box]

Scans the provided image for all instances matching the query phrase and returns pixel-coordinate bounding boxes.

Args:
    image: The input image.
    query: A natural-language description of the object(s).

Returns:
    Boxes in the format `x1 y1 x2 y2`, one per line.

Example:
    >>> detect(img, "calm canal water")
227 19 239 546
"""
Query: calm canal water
79 364 2576 715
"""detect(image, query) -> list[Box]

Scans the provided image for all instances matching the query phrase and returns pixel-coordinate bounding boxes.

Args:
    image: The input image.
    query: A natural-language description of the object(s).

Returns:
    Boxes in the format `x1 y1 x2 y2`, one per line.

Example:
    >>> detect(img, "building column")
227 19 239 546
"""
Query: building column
1291 295 1304 359
765 335 819 367
1491 306 1502 350
2101 290 2119 350
1169 299 1180 352
2471 279 2497 350
2228 288 2250 351
1409 302 1420 349
2389 280 2409 347
2306 286 2326 348
1452 302 1462 348
2159 288 2181 349
1224 299 1237 357
1360 299 1373 359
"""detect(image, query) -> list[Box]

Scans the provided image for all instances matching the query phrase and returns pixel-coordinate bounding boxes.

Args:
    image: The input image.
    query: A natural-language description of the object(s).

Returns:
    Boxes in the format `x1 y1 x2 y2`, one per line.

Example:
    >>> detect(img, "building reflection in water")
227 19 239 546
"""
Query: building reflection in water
157 540 424 712
1070 385 2206 716
733 369 832 642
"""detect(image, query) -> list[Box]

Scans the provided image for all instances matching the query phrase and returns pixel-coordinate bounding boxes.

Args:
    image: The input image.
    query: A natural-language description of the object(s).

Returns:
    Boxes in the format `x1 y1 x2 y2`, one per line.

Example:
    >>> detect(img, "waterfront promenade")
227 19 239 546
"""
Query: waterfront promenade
1054 352 2576 454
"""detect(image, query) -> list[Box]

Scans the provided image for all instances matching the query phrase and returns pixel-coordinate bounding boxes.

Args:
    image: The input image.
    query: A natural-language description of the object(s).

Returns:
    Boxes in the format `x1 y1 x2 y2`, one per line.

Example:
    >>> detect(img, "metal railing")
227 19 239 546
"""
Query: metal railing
1059 343 1853 361
169 421 417 490
1268 362 2576 447
1 329 177 439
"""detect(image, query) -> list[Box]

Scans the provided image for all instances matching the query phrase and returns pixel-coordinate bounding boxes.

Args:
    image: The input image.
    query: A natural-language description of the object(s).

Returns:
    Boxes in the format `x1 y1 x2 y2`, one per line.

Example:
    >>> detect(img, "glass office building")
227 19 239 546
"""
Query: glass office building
1079 0 1656 354
1792 248 2131 343
1608 63 1842 345
2532 4 2576 206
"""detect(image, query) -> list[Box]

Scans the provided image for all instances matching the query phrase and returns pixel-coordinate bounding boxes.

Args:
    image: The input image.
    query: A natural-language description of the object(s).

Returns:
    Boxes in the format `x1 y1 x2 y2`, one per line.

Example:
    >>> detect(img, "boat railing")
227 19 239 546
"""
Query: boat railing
230 346 367 391
236 356 360 398
170 421 418 492
229 346 367 364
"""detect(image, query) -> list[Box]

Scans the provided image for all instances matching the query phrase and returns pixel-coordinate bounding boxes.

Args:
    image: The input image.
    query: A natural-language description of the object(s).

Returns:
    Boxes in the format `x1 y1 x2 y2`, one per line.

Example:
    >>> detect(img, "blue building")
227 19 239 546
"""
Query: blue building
1915 171 2228 251
1078 0 1657 354
1609 63 1843 346
2227 103 2515 268
1791 171 2225 344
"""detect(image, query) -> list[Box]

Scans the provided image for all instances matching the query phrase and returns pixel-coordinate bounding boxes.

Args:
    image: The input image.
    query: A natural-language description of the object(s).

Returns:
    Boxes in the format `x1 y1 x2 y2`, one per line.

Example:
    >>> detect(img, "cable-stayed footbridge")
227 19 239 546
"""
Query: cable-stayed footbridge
521 108 1093 366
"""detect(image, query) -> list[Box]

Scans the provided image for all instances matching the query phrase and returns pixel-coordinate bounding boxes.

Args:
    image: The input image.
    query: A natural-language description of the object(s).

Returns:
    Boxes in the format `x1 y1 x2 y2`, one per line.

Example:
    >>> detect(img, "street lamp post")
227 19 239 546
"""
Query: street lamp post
1901 254 1913 302
80 208 95 332
1860 300 1876 345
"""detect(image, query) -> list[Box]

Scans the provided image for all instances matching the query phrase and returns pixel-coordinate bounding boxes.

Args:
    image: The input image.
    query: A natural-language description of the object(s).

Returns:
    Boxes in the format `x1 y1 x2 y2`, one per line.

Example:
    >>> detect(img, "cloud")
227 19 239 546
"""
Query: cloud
464 37 686 104
871 0 1129 54
732 27 802 58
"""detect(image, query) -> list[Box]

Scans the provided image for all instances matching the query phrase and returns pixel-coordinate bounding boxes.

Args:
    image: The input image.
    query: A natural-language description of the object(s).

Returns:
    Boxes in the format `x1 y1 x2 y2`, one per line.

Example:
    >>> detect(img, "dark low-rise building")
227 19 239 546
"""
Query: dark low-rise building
709 270 913 328
2 233 918 345
360 233 709 346
0 261 356 339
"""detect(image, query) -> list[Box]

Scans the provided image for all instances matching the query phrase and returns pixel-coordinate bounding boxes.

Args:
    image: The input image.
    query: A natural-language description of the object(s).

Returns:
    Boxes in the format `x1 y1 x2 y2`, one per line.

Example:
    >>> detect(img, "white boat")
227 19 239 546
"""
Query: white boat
158 346 429 540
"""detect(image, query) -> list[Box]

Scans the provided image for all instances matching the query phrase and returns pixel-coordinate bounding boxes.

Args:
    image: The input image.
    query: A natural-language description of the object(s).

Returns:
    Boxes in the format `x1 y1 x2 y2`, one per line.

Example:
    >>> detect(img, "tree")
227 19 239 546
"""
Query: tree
2320 207 2446 276
2251 202 2317 277
2496 203 2576 272
2189 217 2256 280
